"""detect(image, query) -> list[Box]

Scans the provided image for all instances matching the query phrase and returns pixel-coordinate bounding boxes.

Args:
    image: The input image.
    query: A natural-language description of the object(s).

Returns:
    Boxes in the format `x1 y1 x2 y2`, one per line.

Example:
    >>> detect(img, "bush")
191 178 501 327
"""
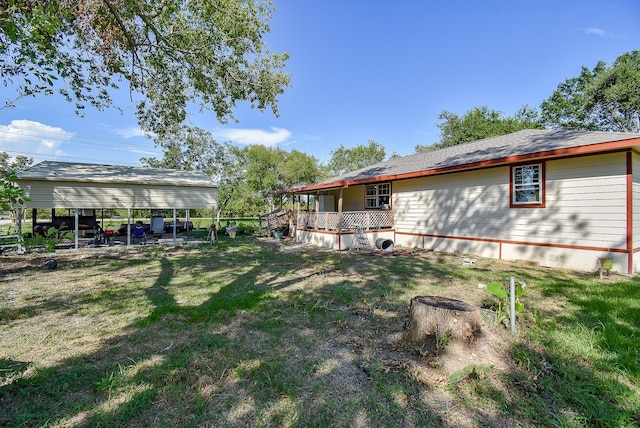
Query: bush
236 221 259 235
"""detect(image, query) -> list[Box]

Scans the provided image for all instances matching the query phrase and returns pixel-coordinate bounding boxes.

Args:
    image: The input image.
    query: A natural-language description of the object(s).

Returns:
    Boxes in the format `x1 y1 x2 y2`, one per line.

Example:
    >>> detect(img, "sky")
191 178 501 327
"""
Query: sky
1 0 639 167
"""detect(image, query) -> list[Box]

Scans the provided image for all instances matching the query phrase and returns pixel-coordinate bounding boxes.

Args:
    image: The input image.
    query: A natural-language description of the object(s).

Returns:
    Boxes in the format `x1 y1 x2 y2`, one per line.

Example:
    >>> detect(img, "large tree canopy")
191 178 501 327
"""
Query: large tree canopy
326 140 387 176
415 105 543 153
0 0 290 136
541 51 640 133
143 129 323 217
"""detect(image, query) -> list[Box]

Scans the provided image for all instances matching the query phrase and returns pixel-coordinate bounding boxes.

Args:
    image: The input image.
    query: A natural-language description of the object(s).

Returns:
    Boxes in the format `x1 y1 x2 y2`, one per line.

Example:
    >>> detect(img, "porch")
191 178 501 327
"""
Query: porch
294 210 395 251
296 210 394 232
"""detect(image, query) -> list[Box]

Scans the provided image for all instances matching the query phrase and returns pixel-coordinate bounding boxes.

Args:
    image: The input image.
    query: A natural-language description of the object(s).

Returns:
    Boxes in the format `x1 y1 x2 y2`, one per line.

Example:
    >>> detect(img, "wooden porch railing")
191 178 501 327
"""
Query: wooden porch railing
259 209 290 234
296 210 394 231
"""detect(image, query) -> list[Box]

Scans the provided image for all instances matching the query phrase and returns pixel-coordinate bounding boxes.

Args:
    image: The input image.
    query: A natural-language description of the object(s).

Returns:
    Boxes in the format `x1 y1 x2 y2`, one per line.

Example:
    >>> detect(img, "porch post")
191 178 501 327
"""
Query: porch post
337 188 344 232
289 194 296 239
314 191 319 229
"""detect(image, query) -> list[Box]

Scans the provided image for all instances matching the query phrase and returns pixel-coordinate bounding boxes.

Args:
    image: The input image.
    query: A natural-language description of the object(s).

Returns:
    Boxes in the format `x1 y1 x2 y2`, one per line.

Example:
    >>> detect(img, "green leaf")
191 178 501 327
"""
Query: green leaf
515 302 525 313
487 282 508 299
516 283 524 299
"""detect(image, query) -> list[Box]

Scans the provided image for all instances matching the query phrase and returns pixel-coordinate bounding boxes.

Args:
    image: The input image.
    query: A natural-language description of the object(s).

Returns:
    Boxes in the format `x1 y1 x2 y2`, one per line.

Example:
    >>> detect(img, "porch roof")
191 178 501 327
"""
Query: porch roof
284 129 640 193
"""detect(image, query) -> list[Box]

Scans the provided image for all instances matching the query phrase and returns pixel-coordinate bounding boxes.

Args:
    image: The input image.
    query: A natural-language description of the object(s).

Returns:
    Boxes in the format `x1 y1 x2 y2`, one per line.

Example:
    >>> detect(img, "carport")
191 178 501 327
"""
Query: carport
15 161 218 249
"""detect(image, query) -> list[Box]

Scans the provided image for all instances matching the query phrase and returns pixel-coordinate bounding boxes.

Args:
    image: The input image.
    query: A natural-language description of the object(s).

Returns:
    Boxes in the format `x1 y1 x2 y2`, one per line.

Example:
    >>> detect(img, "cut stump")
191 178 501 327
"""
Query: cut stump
404 295 482 356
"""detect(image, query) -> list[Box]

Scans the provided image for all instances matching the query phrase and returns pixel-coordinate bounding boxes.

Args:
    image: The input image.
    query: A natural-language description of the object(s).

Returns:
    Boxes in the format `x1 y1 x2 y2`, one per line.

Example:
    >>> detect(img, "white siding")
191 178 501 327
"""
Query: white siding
542 154 626 249
393 152 629 271
19 181 217 209
633 151 640 273
393 167 509 239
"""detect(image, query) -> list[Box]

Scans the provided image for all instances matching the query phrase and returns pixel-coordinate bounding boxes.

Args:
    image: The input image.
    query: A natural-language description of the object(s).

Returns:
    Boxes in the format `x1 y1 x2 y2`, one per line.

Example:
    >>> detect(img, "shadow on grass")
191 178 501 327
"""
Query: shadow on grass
1 238 638 426
449 272 640 426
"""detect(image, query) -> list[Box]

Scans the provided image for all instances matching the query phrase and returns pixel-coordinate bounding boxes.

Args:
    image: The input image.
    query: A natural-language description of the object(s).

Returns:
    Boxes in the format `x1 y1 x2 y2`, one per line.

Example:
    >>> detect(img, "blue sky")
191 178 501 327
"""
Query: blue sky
1 0 639 167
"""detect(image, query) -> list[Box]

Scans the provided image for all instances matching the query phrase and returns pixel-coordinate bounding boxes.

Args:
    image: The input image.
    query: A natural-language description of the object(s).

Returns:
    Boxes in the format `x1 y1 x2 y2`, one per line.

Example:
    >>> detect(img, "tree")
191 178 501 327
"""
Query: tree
1 0 290 137
327 140 387 176
0 152 32 220
142 126 246 221
242 145 322 214
415 105 543 153
143 129 323 217
541 51 640 133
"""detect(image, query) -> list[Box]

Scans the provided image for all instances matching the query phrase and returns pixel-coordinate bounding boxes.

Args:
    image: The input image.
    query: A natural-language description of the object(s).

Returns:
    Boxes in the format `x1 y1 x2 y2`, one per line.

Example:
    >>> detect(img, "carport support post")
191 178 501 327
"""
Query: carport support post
128 209 133 245
172 208 177 243
74 208 79 250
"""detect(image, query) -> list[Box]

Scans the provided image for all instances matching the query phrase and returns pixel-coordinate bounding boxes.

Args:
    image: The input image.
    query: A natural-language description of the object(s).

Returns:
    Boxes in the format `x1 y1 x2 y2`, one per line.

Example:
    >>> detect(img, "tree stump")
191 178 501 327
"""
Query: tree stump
404 296 482 356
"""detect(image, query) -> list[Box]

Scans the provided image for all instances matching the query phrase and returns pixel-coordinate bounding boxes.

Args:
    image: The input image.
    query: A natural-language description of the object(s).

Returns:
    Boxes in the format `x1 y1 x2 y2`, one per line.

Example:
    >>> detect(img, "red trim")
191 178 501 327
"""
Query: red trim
509 162 546 209
295 227 343 236
627 151 633 274
286 138 640 193
394 230 629 254
298 227 631 256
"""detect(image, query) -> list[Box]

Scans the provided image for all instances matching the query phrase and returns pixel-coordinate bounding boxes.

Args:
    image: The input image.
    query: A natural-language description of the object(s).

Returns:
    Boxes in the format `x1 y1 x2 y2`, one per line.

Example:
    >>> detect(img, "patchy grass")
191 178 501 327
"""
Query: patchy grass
0 237 638 427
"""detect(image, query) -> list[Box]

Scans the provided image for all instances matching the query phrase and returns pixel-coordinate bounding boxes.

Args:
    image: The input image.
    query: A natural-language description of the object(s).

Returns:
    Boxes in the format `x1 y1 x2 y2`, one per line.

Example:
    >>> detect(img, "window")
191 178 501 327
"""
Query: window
511 163 545 207
365 183 391 208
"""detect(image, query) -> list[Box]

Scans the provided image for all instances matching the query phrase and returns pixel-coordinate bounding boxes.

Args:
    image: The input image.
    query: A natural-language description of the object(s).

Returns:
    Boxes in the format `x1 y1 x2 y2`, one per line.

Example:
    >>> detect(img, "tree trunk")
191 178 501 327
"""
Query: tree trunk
404 295 482 356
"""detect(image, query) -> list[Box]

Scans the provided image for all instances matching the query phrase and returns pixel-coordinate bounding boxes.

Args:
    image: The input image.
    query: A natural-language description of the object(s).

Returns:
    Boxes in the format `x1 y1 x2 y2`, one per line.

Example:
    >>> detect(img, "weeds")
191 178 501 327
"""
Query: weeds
0 238 638 427
485 279 526 327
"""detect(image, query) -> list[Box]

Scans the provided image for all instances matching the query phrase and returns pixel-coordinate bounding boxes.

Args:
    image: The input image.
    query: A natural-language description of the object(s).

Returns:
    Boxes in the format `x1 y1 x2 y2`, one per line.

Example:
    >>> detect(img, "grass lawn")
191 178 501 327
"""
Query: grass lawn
0 237 638 427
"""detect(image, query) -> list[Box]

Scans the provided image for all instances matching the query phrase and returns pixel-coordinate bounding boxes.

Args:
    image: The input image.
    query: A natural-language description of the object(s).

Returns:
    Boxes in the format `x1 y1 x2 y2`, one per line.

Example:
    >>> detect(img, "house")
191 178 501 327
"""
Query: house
15 161 218 247
283 129 640 273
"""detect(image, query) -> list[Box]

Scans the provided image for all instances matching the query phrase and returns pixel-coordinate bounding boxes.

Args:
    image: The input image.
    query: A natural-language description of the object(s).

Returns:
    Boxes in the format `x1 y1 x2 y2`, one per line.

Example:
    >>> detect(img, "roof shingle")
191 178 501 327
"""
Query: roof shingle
299 129 640 191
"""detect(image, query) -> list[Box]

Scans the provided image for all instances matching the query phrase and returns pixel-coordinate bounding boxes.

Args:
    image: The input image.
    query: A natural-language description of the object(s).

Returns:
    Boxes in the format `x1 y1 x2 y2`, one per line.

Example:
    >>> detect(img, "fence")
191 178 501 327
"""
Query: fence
296 210 394 231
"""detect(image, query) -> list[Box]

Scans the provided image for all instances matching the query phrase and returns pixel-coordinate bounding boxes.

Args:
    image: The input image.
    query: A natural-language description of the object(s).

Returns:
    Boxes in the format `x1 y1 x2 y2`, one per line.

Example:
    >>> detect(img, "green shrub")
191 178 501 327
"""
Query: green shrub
236 221 259 235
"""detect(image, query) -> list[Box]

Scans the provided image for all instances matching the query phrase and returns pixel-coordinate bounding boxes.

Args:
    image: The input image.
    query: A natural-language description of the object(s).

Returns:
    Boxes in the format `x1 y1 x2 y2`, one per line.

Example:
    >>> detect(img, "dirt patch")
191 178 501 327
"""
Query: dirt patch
439 327 510 374
1 239 537 427
338 303 512 378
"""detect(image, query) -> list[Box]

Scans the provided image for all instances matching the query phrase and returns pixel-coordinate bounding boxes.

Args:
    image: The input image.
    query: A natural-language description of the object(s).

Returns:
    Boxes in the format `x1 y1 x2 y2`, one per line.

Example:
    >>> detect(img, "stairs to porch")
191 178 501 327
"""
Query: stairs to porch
259 209 291 237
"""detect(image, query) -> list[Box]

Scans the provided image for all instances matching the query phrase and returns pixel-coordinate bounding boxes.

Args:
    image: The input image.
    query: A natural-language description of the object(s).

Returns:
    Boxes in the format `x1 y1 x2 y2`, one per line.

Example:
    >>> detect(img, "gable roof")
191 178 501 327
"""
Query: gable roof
17 161 217 188
287 129 640 192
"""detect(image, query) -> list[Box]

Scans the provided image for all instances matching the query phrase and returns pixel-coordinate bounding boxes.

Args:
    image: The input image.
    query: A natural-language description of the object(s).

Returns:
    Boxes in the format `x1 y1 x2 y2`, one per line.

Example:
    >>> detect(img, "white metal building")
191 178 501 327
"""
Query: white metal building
15 161 218 247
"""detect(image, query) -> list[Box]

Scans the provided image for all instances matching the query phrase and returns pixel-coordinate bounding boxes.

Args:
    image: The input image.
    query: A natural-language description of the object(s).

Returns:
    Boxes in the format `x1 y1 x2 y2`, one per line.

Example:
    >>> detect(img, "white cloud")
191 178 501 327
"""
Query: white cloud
583 27 616 38
215 127 292 147
113 126 148 138
0 119 74 161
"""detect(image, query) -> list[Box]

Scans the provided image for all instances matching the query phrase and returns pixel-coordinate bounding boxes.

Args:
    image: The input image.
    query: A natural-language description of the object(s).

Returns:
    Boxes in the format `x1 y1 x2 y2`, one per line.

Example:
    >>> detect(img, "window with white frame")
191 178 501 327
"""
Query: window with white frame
365 183 391 208
512 164 543 206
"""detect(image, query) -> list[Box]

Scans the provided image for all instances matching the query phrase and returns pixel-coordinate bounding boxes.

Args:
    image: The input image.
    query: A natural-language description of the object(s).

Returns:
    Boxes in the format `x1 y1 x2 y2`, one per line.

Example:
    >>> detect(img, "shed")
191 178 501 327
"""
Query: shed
15 161 218 246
